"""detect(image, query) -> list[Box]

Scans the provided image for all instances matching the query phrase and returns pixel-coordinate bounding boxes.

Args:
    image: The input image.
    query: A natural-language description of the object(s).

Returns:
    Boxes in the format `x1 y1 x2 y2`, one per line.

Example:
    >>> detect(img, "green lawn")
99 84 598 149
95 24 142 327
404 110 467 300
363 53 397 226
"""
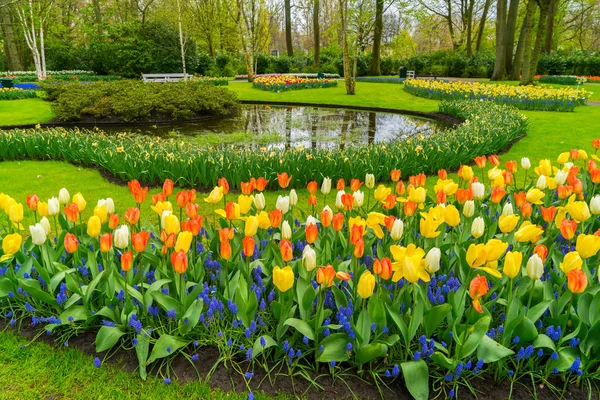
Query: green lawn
0 98 55 125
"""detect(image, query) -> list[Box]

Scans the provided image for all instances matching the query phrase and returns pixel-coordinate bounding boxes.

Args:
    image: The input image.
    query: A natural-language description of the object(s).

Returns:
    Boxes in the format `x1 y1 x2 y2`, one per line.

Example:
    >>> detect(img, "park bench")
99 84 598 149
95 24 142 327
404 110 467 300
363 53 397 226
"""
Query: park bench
407 70 415 79
142 73 186 83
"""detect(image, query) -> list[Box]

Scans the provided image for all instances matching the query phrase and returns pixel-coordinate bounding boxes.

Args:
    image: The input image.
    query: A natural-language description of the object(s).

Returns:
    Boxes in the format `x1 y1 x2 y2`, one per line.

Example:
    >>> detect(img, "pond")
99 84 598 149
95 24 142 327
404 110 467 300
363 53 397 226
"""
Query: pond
101 104 450 148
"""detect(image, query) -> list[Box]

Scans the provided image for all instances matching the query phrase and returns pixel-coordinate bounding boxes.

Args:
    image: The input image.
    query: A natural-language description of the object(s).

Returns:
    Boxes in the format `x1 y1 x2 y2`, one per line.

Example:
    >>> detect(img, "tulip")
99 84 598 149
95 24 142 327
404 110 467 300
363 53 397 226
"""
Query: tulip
185 202 199 218
277 173 292 189
521 157 531 170
357 271 376 299
29 223 46 246
535 159 552 176
332 213 344 231
560 251 583 274
503 251 523 279
335 190 345 209
354 238 365 258
131 231 150 253
321 177 332 195
243 236 255 257
151 201 172 216
425 248 441 274
72 192 86 212
444 205 460 227
390 169 401 182
175 231 193 253
86 215 101 238
64 203 79 223
540 206 557 223
474 156 486 169
560 219 577 240
321 206 333 228
39 217 51 235
372 257 392 280
349 179 362 193
576 234 600 259
395 180 406 196
121 250 133 272
225 201 239 220
568 201 591 223
407 186 426 204
281 221 292 240
526 188 545 205
276 195 290 214
499 214 520 233
374 185 392 202
364 173 375 190
107 213 119 230
471 217 485 239
305 224 318 244
490 187 506 203
458 165 474 181
420 217 442 239
26 194 39 211
567 269 588 294
37 201 48 218
302 245 316 272
514 221 543 243
171 250 188 274
353 190 365 207
100 233 112 253
58 188 70 205
524 254 544 280
114 225 130 249
162 178 174 197
162 213 180 235
255 177 269 191
98 198 115 214
254 193 266 210
1 233 22 261
502 202 514 217
269 209 283 228
471 182 485 200
463 200 475 218
386 218 403 241
317 265 336 287
92 205 107 225
44 197 58 217
64 233 78 254
217 177 229 194
244 216 259 237
341 193 354 210
536 175 547 190
390 244 429 283
280 239 293 262
469 274 488 313
289 189 298 207
204 186 224 204
273 265 294 292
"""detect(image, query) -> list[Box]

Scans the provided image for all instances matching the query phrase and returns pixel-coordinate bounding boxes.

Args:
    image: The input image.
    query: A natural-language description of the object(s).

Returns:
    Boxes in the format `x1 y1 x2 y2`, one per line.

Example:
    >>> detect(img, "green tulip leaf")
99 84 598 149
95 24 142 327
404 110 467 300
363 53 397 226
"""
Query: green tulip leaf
476 335 514 363
95 326 125 353
284 318 315 341
147 334 187 364
400 360 429 400
317 333 351 363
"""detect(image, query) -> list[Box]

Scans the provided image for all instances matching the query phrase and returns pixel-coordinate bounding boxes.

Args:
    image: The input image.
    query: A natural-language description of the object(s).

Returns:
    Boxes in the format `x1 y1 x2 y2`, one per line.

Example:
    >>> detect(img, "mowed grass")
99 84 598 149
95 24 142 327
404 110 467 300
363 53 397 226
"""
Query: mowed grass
0 98 55 125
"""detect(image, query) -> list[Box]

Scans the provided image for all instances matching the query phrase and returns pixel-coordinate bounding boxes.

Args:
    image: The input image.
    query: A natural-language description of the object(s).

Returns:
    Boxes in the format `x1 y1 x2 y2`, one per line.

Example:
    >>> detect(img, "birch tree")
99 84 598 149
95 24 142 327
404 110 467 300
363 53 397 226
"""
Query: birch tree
14 0 53 78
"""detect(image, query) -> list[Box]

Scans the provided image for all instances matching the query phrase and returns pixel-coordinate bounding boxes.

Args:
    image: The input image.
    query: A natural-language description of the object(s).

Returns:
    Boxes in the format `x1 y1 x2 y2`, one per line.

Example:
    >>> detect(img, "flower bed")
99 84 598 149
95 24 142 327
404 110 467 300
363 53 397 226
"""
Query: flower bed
189 76 229 86
236 73 340 80
356 77 404 84
537 76 586 85
404 79 590 111
1 141 600 397
0 101 526 188
0 87 38 100
253 76 338 92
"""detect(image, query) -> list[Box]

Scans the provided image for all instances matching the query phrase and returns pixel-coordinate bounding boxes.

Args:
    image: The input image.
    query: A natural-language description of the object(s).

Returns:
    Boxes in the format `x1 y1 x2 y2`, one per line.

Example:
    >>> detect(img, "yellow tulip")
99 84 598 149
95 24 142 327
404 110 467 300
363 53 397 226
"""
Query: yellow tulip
420 216 443 238
204 186 224 204
238 195 254 215
546 177 557 190
3 196 16 214
1 233 22 261
525 188 545 205
434 179 458 195
487 167 503 182
484 239 509 261
534 159 552 176
579 150 588 160
245 215 259 237
408 187 427 204
73 192 87 212
374 185 392 202
256 211 271 229
576 234 600 259
466 243 502 278
554 207 567 228
163 213 181 235
514 221 543 243
37 201 49 218
498 214 520 233
391 244 429 283
9 203 23 224
366 212 386 238
0 193 8 213
567 201 590 223
94 204 108 224
87 215 101 238
560 251 583 273
444 205 460 227
151 201 173 216
175 231 193 252
557 152 569 164
460 165 474 181
348 216 367 234
357 271 376 299
491 175 505 189
503 251 523 279
273 266 294 292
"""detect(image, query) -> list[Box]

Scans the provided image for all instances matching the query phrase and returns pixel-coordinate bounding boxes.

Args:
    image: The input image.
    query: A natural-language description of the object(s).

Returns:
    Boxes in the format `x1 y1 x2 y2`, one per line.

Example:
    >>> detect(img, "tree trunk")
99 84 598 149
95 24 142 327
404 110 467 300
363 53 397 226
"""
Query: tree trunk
519 0 538 84
313 0 319 66
510 4 532 80
491 0 507 80
285 0 293 56
370 0 383 75
93 0 102 31
504 0 520 76
0 4 23 71
339 0 354 94
466 0 475 57
522 0 549 84
543 0 557 53
177 0 187 80
475 0 491 52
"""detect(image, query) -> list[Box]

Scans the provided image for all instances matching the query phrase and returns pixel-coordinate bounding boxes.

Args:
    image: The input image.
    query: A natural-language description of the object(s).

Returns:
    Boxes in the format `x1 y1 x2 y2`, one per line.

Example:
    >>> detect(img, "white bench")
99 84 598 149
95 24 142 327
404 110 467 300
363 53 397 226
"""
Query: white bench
142 73 186 83
407 70 415 79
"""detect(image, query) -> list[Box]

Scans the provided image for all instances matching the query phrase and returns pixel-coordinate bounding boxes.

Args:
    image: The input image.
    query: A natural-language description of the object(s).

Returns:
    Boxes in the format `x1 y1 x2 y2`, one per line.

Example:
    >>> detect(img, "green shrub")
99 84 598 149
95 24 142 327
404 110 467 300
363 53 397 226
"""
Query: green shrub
538 75 581 85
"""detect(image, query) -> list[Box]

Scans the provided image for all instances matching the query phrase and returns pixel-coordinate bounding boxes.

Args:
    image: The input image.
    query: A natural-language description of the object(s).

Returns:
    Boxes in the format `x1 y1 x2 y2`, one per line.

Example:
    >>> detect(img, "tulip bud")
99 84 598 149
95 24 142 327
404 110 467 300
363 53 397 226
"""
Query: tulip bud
289 189 298 207
302 245 317 272
590 195 600 215
463 200 475 218
39 217 51 235
276 195 290 214
335 190 345 209
526 254 544 280
425 247 441 274
48 197 60 216
58 188 70 205
114 225 130 249
554 170 567 185
353 190 364 207
536 175 547 190
321 177 332 195
390 218 404 240
281 220 292 240
502 202 514 216
29 223 47 246
87 215 101 238
471 217 485 239
72 192 87 212
471 182 485 200
253 192 266 211
521 157 531 170
365 173 375 190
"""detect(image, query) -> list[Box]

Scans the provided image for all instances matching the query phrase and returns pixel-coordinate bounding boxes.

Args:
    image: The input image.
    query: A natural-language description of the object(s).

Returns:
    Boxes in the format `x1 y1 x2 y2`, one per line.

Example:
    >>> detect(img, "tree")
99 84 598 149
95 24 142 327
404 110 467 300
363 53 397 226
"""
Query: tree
285 0 293 55
491 0 507 80
521 0 551 84
234 0 270 81
0 0 24 70
339 0 354 94
14 0 54 78
313 0 319 66
370 0 383 75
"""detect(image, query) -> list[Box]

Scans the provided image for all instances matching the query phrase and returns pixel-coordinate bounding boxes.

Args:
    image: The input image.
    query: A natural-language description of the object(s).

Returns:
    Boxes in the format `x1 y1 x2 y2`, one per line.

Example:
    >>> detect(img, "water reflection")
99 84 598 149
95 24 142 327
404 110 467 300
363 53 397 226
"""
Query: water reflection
101 104 448 149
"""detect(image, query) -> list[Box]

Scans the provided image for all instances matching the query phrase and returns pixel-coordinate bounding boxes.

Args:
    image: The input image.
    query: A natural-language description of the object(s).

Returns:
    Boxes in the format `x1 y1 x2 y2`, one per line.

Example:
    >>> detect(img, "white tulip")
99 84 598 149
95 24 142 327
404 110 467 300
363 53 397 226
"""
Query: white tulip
98 198 115 214
39 217 51 235
471 217 485 239
29 223 47 245
302 245 317 272
253 192 266 210
536 175 547 190
590 195 600 215
463 200 475 218
365 174 375 190
502 202 514 216
114 225 130 249
335 190 345 209
425 247 441 274
281 220 292 240
521 157 531 170
554 170 567 186
390 218 404 240
353 190 364 207
321 177 332 195
471 182 485 200
306 216 318 226
276 195 290 214
289 189 298 207
526 254 544 280
47 197 60 216
58 188 70 205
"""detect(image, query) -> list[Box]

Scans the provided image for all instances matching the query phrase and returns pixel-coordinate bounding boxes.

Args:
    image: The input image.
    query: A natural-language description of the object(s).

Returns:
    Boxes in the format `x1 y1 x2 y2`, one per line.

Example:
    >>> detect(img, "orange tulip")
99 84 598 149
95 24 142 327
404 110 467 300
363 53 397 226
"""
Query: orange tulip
181 218 201 236
217 227 234 242
384 215 396 231
455 188 472 204
243 236 255 257
436 190 446 204
218 177 230 194
132 231 150 253
220 240 232 260
514 192 527 208
540 206 557 223
557 185 574 199
390 169 401 182
332 213 344 231
533 244 548 262
306 224 318 244
349 224 364 245
321 208 332 228
336 178 345 191
350 179 363 192
316 265 336 287
384 194 397 209
162 179 174 197
520 203 532 219
121 250 133 271
128 180 148 204
505 160 517 174
26 194 39 211
241 181 254 195
404 200 417 216
567 269 587 293
474 156 487 169
503 171 513 185
354 238 365 258
308 195 317 207
341 193 354 211
152 192 166 205
395 180 405 195
469 274 489 313
570 149 579 161
307 181 318 195
160 230 176 254
171 249 188 274
176 190 190 208
560 219 577 240
255 177 269 191
437 169 448 180
587 160 597 173
373 257 393 280
280 239 293 262
269 209 283 228
336 271 351 281
64 233 78 254
591 169 600 184
488 154 500 167
277 172 292 188
409 173 426 187
490 187 506 204
100 233 112 253
124 207 140 225
225 201 236 220
108 213 119 230
64 203 79 223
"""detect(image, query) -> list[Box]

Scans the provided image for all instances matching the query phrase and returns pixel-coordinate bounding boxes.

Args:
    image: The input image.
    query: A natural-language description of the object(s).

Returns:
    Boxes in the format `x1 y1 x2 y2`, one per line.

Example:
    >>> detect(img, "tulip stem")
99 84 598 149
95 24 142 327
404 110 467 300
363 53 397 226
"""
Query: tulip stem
526 279 535 312
523 170 528 189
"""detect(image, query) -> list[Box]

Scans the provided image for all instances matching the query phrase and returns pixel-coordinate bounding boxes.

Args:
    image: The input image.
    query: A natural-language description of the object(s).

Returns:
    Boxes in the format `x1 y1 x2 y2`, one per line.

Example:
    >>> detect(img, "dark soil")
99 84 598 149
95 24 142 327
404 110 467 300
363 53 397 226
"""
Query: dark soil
2 320 596 399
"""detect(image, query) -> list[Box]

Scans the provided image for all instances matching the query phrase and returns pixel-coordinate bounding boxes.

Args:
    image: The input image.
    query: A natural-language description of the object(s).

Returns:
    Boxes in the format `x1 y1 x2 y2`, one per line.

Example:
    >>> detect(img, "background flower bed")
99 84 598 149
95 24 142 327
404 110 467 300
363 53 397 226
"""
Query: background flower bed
41 80 238 122
0 88 39 100
0 100 526 188
404 79 589 111
537 76 586 86
252 76 338 92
